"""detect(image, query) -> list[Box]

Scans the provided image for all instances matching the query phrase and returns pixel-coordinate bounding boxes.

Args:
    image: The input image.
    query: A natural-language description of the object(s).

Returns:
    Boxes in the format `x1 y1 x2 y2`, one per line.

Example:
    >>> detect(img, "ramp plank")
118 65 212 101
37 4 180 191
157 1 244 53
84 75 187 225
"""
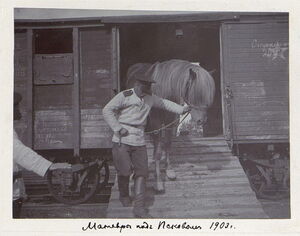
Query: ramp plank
107 136 268 218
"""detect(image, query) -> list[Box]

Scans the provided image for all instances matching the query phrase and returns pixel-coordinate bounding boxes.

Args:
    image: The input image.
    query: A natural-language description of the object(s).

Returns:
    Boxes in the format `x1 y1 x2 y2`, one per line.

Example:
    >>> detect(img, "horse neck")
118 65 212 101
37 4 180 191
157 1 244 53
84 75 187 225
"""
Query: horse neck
153 75 189 105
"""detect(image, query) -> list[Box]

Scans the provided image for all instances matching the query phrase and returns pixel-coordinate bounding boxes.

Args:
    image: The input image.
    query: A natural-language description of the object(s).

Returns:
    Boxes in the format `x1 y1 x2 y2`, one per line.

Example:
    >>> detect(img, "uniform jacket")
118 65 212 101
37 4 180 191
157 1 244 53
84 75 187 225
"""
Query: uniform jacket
103 88 184 146
13 129 52 200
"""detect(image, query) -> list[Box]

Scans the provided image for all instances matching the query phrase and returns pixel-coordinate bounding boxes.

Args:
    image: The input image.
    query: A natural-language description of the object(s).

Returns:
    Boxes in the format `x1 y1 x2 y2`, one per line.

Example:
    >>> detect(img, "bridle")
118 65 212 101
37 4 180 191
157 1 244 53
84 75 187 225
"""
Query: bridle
145 99 207 135
145 70 208 135
145 111 190 135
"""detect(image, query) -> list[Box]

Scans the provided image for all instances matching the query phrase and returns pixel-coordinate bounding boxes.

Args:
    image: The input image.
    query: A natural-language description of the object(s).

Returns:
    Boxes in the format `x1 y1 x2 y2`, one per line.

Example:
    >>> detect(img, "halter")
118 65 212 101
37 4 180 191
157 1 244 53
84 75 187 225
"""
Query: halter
145 99 207 135
145 111 190 135
145 68 208 135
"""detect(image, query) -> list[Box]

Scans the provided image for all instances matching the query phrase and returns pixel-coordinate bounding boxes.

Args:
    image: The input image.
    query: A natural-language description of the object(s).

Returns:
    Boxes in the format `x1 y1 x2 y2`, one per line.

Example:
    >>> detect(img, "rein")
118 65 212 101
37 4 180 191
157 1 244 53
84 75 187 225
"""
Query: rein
145 98 207 135
145 111 190 135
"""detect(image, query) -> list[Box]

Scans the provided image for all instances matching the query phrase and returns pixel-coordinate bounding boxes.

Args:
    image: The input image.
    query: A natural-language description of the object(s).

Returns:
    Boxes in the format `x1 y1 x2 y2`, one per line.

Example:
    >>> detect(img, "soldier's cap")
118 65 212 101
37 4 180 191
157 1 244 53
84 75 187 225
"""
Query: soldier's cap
134 66 156 84
14 92 22 105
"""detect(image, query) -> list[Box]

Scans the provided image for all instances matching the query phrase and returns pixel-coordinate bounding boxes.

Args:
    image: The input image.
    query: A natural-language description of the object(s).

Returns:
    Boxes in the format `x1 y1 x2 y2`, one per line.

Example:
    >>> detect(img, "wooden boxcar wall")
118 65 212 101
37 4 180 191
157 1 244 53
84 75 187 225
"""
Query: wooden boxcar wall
14 30 33 147
14 26 119 151
221 20 289 143
80 27 117 149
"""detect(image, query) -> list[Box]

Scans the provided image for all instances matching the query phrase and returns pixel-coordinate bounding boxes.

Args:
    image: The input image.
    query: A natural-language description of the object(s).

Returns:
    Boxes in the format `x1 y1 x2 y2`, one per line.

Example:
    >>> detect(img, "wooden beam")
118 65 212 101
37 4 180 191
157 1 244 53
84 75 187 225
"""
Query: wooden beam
219 24 230 141
26 29 33 148
15 23 105 30
72 28 80 156
111 26 120 94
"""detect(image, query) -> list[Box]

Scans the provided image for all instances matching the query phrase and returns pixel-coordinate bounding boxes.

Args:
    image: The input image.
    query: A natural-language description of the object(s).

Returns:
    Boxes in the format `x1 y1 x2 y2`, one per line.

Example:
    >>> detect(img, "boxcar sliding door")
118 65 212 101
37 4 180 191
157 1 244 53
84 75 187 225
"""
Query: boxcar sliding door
33 29 74 150
28 26 119 153
221 21 289 143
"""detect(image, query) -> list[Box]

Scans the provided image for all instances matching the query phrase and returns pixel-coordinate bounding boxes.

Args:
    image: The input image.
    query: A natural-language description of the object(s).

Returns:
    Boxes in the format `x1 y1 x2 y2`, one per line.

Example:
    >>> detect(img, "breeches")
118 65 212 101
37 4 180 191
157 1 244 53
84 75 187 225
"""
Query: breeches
112 142 148 178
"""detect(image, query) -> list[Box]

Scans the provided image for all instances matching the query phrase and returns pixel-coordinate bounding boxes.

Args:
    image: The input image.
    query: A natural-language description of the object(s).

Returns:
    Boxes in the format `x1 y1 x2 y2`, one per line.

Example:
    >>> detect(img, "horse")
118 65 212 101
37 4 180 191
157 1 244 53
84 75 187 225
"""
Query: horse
127 59 215 192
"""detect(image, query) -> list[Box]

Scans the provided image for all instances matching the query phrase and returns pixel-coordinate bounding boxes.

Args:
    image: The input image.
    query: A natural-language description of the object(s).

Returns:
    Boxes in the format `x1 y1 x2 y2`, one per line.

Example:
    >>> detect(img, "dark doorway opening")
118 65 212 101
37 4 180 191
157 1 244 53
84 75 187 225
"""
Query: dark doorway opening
119 22 223 136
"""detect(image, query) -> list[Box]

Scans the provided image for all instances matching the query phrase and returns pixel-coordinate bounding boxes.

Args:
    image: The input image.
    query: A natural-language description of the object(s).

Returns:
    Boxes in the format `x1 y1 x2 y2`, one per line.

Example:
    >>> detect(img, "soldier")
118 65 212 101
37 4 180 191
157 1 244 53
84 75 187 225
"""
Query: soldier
103 70 190 218
13 92 71 218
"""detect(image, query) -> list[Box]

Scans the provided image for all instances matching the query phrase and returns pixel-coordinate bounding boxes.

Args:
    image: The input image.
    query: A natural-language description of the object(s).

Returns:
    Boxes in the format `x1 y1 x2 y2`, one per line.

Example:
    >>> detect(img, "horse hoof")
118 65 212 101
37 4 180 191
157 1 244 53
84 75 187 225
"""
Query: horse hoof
166 169 176 180
153 182 164 193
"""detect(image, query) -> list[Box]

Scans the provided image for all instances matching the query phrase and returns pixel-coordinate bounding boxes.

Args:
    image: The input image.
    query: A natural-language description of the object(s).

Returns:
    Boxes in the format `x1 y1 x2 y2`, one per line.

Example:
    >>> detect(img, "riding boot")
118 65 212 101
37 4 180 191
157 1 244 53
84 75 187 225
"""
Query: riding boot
133 176 152 218
117 175 131 207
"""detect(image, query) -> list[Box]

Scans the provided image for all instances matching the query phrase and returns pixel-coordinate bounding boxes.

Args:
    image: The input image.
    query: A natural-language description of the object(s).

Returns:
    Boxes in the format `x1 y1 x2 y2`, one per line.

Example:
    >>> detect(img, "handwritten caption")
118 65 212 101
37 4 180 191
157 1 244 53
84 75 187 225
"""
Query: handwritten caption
82 221 236 233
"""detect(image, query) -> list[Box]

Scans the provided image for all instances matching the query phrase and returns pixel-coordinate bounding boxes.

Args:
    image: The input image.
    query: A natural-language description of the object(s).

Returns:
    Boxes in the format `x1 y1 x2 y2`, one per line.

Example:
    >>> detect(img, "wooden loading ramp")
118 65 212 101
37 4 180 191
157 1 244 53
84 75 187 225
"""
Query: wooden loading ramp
107 136 268 219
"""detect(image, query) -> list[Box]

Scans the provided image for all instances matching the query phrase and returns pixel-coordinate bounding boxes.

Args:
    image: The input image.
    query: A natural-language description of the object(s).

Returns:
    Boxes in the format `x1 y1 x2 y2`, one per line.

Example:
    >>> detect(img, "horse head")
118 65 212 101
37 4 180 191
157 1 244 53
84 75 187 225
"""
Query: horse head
189 104 208 126
184 67 214 126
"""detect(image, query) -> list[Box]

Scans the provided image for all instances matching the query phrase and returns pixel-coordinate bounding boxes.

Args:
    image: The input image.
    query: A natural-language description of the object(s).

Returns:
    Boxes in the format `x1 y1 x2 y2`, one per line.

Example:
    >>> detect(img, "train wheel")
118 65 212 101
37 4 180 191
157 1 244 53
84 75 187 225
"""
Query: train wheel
246 168 265 196
246 166 290 200
97 161 110 191
47 167 99 205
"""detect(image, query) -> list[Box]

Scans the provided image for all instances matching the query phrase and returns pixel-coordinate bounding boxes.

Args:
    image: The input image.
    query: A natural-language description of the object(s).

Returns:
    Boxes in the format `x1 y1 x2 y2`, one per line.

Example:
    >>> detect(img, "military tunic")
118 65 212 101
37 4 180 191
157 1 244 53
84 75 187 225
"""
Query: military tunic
103 88 184 146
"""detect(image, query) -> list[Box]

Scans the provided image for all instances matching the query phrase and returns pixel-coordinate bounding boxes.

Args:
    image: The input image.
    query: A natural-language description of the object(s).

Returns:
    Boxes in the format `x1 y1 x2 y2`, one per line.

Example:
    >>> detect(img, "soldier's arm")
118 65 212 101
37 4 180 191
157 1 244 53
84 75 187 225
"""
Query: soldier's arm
102 92 125 133
13 130 52 177
152 95 185 114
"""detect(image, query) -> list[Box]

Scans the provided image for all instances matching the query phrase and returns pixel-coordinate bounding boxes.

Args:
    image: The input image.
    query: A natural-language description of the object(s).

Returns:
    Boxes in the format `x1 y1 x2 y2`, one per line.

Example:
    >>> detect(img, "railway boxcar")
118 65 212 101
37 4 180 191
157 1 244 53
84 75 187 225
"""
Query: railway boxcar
14 10 289 203
14 11 288 154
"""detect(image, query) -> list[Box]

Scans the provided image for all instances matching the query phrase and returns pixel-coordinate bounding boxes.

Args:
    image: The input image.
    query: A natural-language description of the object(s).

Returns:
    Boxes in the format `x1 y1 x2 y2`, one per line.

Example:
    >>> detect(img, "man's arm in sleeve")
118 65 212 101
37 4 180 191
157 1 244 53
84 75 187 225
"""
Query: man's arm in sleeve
102 92 125 133
13 131 52 177
152 95 184 114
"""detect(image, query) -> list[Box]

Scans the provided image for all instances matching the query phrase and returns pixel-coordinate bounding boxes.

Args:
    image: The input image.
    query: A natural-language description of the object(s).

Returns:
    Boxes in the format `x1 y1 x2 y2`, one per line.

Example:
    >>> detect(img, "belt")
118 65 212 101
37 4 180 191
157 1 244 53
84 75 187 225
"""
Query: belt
121 123 145 129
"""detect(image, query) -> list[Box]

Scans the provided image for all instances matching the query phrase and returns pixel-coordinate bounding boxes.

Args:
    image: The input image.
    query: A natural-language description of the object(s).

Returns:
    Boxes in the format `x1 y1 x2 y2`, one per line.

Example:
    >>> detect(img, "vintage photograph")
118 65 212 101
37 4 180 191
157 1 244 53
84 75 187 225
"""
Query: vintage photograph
13 8 289 219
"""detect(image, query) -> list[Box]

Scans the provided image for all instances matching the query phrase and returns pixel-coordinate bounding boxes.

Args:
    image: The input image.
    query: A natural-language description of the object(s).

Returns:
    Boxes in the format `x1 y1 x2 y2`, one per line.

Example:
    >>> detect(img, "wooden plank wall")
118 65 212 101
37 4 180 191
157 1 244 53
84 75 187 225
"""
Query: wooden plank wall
33 85 73 149
80 27 114 148
222 22 289 141
32 29 75 150
14 30 31 146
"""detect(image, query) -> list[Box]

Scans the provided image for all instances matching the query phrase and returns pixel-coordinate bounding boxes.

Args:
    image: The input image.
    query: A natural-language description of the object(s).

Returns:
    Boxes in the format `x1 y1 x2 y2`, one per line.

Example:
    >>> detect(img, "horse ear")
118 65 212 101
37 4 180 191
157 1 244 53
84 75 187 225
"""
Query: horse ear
209 69 216 76
189 68 197 80
146 62 159 77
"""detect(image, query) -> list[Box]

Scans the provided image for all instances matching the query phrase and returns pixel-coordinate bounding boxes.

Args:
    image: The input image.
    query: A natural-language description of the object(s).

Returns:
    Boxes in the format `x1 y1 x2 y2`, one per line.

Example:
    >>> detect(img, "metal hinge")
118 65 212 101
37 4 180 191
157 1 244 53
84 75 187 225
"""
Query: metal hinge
225 85 233 101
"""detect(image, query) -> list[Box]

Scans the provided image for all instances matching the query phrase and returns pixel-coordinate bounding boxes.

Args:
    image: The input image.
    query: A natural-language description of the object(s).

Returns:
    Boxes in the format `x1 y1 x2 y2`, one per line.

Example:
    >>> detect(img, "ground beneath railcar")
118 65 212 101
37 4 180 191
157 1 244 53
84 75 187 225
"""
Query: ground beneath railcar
259 198 290 219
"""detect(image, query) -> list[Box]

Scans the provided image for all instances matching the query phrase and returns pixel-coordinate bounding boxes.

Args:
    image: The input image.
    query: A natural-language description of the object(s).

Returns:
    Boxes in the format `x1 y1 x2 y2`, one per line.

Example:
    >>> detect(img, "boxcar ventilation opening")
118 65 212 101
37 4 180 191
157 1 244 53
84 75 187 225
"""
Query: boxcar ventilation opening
119 22 223 137
34 29 73 54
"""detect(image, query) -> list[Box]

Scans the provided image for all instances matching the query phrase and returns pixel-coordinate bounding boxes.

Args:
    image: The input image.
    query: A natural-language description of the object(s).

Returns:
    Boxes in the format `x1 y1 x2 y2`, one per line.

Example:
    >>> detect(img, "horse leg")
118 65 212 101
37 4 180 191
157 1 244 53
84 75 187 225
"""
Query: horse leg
152 134 164 192
164 128 177 180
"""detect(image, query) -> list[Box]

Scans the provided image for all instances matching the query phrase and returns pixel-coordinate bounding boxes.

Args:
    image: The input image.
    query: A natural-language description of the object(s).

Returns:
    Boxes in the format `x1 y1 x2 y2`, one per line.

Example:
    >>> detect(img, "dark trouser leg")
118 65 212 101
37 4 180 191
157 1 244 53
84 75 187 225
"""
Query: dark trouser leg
117 175 131 207
112 143 132 207
133 176 152 218
131 146 152 218
13 198 23 218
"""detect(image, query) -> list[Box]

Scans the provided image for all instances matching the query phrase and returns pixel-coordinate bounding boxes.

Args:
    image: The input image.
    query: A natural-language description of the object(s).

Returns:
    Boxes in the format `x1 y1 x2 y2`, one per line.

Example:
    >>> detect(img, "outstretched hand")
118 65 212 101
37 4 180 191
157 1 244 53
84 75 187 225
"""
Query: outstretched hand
49 163 72 170
182 105 192 114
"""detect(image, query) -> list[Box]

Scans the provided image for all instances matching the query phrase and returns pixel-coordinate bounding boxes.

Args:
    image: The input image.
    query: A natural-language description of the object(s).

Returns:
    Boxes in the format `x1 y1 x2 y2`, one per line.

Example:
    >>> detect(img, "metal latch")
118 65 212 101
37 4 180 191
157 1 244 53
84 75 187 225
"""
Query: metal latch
225 85 233 99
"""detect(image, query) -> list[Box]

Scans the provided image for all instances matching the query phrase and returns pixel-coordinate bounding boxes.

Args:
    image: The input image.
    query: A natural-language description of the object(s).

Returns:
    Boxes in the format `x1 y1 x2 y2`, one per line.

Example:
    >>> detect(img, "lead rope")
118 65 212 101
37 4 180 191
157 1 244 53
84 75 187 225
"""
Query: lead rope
118 113 190 146
145 111 190 135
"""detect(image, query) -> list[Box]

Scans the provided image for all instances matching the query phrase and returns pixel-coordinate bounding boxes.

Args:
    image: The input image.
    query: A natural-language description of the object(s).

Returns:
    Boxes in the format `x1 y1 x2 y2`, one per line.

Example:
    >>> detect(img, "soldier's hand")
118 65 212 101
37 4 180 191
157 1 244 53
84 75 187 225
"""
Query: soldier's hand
49 163 72 170
182 105 192 114
119 128 129 137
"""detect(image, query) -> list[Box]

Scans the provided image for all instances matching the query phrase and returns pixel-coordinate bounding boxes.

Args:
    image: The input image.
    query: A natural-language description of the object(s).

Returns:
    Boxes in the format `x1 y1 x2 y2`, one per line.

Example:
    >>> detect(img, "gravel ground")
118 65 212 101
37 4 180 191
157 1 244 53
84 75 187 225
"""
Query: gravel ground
259 198 290 219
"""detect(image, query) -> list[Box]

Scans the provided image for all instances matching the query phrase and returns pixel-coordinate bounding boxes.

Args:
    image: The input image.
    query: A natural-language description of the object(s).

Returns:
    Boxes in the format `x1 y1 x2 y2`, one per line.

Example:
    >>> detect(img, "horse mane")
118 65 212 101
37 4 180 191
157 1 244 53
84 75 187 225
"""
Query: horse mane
127 59 215 107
